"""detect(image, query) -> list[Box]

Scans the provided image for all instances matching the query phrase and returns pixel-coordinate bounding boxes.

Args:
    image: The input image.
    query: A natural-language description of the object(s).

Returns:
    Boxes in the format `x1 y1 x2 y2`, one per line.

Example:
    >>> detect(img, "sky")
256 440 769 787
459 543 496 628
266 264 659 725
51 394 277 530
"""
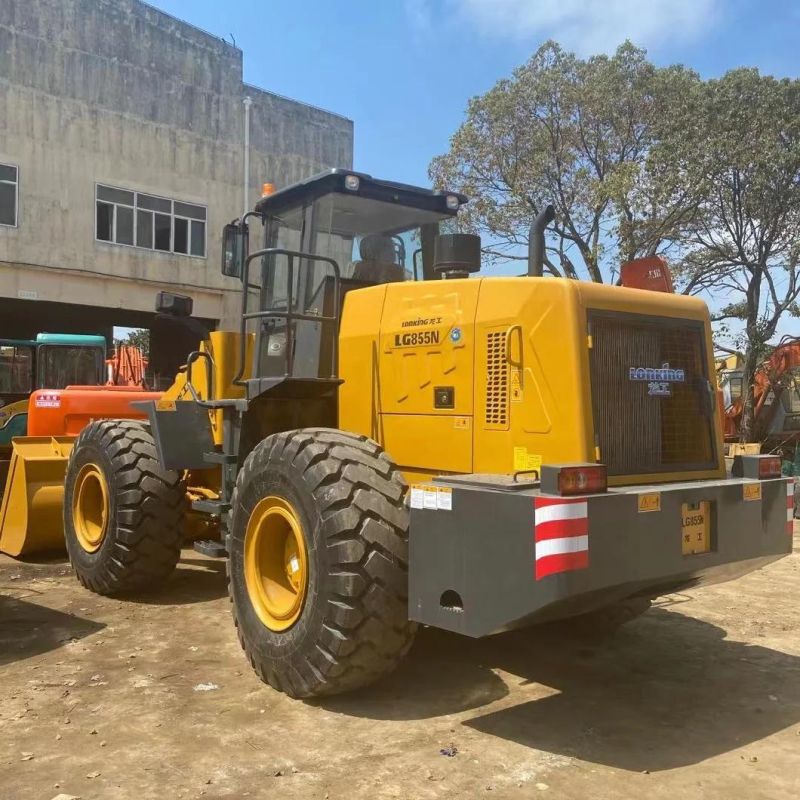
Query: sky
146 0 799 188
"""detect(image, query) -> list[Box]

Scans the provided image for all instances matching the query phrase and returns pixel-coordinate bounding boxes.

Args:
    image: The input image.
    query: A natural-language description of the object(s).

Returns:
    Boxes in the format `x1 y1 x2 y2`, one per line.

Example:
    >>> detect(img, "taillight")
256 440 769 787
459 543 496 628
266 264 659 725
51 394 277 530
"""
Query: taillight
734 453 783 479
758 456 782 479
558 466 607 495
540 463 608 496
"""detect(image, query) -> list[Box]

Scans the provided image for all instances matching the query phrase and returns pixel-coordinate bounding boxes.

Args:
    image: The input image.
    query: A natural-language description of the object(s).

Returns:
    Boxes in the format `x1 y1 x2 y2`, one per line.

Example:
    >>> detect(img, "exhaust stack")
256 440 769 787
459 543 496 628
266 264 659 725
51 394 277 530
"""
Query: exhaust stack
527 204 555 277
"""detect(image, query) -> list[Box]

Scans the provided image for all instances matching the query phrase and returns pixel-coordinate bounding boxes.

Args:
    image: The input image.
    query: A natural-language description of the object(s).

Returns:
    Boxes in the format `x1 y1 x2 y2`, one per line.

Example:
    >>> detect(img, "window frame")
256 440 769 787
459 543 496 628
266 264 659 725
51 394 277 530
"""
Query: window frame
94 182 207 259
0 162 19 228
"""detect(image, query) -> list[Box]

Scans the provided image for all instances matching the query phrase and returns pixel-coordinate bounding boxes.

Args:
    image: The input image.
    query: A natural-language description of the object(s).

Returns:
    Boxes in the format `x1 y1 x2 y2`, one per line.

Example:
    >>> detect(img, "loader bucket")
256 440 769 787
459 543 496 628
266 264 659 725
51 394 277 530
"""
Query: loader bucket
0 437 74 557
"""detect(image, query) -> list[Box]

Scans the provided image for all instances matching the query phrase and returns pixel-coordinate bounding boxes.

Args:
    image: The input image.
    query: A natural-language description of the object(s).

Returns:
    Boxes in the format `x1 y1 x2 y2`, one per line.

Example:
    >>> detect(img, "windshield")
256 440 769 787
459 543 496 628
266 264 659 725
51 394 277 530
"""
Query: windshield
0 344 34 395
38 345 104 389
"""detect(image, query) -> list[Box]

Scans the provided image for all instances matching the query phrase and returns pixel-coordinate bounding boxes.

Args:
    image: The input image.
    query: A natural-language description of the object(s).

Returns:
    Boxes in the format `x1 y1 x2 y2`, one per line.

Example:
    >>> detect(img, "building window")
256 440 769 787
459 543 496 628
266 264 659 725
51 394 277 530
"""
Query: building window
95 184 206 258
0 163 18 227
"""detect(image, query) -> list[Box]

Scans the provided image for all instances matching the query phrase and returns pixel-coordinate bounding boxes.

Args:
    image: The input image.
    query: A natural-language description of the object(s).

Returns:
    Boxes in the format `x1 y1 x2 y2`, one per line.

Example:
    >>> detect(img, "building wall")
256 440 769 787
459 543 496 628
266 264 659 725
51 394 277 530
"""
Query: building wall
0 0 353 329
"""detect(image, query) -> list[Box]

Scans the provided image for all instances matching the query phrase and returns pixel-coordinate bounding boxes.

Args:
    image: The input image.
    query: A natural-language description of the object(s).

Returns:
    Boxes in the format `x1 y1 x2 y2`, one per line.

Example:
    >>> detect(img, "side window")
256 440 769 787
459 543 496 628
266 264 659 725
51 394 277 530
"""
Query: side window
0 345 33 393
0 163 19 227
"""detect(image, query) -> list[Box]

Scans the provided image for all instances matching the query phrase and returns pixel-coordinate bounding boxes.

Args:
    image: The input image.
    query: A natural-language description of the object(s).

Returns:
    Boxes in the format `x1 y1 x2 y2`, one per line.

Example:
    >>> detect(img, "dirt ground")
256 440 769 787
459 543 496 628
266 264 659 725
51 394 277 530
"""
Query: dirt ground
1 531 799 800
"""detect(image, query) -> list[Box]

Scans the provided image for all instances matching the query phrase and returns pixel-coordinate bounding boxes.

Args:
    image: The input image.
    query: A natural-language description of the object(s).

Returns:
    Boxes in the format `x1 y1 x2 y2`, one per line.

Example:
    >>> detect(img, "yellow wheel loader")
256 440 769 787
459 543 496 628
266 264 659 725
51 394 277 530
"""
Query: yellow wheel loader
7 170 794 698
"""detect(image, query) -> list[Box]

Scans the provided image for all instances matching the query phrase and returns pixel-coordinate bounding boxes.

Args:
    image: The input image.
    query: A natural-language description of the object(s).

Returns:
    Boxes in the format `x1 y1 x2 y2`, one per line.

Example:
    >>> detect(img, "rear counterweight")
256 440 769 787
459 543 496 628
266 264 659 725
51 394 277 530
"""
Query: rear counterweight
408 476 792 637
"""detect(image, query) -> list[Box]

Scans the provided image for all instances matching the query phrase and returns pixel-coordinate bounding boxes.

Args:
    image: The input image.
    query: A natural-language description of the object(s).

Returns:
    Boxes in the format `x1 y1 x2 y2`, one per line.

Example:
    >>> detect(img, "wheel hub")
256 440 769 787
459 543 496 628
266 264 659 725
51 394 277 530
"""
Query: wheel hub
244 496 308 632
72 463 110 553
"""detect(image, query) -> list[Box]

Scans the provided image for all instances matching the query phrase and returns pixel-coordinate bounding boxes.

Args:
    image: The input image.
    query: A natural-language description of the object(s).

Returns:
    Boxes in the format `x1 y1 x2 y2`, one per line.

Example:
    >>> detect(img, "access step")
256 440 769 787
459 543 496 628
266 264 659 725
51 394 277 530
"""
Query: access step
202 451 237 465
193 539 228 558
191 498 231 516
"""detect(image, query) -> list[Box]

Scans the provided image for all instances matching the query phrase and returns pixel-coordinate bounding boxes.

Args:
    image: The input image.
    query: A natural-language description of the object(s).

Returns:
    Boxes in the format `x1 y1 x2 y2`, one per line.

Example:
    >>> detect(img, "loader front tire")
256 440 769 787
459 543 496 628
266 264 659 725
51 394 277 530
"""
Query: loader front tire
228 428 416 698
64 420 186 595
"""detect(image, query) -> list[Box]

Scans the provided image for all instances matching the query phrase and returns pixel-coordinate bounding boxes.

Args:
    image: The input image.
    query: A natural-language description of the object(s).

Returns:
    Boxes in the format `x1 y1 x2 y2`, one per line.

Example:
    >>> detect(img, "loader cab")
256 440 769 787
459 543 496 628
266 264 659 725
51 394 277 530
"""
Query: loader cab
243 170 467 381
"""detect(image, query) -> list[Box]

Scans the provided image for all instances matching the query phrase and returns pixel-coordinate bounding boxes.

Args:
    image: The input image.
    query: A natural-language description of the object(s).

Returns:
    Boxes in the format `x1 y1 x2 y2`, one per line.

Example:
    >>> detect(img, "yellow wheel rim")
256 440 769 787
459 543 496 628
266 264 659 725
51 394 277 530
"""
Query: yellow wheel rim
72 463 110 553
244 496 309 632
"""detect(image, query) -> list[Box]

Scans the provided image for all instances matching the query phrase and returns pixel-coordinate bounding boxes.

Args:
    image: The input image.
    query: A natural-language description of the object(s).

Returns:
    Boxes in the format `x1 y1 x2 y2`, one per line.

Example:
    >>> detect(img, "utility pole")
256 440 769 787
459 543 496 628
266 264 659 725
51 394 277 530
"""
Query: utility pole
243 95 252 218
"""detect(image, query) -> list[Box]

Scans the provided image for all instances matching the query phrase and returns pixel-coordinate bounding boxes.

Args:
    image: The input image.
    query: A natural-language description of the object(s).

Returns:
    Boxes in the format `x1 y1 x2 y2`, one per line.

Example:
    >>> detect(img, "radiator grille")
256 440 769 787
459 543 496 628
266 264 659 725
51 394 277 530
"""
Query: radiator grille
485 331 509 428
589 313 716 476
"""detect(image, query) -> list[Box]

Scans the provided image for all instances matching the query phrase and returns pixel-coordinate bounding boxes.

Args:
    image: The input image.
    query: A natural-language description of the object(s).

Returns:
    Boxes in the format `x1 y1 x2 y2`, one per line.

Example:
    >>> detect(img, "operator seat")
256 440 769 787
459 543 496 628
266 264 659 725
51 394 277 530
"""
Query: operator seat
351 235 406 284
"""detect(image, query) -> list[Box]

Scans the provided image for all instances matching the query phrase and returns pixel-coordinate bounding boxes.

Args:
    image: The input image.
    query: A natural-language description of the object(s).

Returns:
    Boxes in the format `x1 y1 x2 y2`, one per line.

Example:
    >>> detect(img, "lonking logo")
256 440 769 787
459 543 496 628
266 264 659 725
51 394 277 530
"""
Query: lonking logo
628 362 685 397
401 316 442 328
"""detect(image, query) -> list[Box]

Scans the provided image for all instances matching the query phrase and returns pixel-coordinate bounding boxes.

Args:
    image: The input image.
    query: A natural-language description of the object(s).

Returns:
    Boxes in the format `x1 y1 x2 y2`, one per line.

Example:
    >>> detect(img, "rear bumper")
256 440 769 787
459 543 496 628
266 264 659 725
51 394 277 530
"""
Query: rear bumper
408 475 793 637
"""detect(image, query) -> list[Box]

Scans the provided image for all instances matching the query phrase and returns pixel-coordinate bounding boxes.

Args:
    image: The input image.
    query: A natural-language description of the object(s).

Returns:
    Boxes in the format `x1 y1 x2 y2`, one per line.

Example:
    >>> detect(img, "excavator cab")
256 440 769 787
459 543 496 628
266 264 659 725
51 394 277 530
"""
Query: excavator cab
0 334 106 451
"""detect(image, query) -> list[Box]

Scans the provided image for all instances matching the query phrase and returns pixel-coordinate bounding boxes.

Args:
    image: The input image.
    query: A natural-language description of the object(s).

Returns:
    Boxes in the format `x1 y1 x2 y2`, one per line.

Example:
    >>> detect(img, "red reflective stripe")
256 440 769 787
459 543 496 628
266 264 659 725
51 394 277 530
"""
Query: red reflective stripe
535 550 589 580
534 516 588 542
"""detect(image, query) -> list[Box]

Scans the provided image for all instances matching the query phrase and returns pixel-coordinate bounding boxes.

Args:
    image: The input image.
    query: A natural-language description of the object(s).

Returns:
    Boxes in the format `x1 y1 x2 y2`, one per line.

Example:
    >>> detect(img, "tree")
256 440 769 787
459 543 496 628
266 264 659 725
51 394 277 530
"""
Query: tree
429 40 701 281
668 69 800 441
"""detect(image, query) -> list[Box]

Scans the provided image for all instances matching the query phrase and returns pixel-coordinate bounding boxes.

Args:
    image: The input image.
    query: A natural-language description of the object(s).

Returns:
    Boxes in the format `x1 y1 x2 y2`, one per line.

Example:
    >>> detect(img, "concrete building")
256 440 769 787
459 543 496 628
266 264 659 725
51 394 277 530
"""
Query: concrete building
0 0 353 339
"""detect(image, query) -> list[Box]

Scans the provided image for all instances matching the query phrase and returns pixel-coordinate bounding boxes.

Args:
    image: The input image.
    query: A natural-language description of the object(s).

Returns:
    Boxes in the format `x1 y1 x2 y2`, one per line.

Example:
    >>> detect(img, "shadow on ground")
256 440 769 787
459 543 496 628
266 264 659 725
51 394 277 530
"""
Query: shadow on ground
322 607 800 772
0 595 105 666
122 557 229 606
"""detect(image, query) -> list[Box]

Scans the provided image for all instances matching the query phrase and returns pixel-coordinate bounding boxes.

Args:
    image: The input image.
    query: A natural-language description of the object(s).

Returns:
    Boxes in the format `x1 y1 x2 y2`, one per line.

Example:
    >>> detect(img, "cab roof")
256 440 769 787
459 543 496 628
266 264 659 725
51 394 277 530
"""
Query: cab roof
253 169 468 219
36 333 106 348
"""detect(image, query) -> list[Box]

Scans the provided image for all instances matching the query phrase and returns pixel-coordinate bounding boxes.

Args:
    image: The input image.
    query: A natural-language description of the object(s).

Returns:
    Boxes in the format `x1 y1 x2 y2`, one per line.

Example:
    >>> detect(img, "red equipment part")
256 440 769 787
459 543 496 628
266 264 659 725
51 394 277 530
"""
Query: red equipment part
107 345 148 387
620 256 674 293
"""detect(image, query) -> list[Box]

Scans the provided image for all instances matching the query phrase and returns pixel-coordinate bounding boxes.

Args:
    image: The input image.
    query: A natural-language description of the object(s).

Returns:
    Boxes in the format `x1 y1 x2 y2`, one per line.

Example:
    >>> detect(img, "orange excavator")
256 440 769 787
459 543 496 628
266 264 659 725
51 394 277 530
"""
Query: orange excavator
718 336 800 448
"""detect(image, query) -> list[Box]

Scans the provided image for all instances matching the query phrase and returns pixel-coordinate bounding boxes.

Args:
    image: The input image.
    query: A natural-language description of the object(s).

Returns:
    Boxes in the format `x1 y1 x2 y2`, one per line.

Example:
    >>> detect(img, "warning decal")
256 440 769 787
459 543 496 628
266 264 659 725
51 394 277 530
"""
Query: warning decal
513 447 542 474
34 393 61 409
409 485 453 511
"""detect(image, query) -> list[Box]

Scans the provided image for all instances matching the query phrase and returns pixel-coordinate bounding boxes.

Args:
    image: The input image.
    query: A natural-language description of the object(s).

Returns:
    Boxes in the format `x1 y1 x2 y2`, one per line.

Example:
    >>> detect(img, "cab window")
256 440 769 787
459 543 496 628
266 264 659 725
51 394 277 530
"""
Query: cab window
38 346 104 389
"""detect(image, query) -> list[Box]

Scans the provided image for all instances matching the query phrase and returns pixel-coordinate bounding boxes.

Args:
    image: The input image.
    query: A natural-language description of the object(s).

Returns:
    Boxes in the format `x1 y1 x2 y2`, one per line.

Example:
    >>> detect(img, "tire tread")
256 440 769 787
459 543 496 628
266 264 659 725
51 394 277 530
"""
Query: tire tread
65 420 186 595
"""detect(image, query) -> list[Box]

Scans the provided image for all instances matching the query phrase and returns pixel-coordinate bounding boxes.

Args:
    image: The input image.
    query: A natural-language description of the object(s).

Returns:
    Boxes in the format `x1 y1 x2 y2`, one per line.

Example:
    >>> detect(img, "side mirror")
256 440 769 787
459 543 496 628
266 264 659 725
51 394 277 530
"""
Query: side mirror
155 291 193 317
221 222 248 279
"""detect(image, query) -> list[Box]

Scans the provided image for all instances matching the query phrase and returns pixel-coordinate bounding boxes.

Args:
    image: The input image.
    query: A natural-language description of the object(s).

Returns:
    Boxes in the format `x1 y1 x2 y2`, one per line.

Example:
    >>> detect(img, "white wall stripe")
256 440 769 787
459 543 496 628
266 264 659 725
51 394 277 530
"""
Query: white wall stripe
535 502 588 525
788 481 795 496
787 509 794 522
535 535 589 559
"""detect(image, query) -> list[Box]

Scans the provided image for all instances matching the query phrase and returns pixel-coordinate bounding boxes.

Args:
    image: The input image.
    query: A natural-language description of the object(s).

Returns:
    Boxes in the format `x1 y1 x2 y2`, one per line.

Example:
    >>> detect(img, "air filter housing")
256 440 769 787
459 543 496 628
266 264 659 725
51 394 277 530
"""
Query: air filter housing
434 234 481 278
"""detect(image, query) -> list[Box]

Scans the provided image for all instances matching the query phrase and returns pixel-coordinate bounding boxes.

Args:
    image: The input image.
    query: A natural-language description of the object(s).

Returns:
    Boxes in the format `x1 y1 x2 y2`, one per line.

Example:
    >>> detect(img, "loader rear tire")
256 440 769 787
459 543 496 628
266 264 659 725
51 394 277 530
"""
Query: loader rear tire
64 420 187 595
228 428 416 698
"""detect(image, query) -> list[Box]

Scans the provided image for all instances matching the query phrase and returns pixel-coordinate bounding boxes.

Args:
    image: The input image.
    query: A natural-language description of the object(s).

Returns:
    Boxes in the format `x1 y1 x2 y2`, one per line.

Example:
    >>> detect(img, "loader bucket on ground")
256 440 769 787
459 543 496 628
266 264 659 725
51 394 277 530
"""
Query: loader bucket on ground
0 437 74 557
